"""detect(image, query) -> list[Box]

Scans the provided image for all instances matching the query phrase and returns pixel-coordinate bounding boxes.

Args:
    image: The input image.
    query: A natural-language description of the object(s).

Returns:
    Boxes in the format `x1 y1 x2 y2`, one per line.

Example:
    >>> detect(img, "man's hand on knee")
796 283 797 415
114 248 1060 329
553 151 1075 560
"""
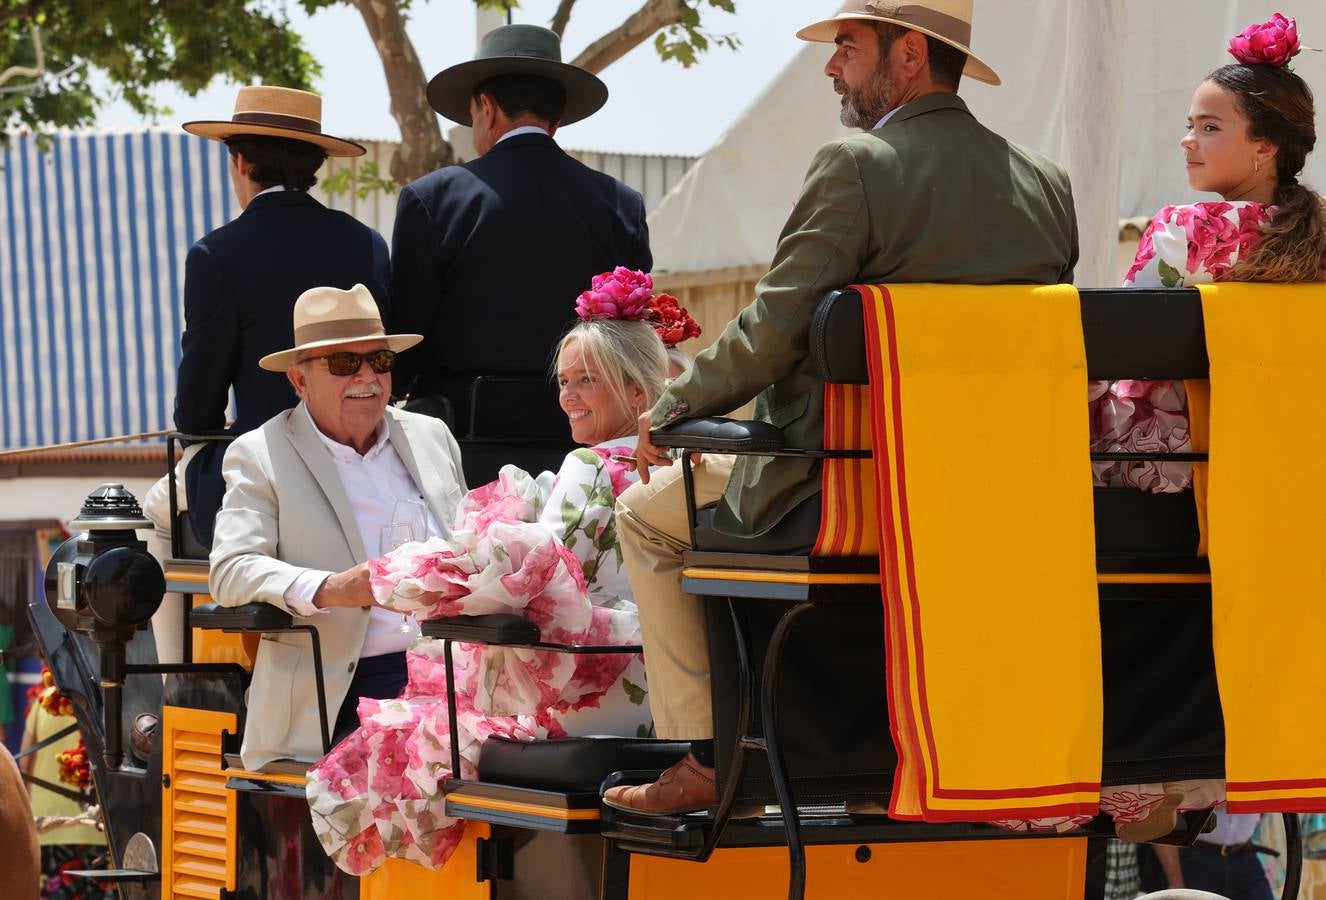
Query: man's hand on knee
635 411 675 484
313 563 376 610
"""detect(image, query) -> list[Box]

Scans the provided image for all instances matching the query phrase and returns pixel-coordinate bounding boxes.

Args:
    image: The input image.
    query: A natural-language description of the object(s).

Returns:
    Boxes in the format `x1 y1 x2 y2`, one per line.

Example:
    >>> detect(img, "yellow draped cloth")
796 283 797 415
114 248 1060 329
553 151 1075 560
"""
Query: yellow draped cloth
1198 283 1326 813
858 283 1102 821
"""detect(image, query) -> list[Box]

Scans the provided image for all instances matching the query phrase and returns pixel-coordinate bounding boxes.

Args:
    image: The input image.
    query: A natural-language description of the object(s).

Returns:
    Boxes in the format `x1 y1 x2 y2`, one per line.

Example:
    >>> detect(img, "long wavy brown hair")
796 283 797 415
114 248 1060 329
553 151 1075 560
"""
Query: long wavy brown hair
1206 63 1326 282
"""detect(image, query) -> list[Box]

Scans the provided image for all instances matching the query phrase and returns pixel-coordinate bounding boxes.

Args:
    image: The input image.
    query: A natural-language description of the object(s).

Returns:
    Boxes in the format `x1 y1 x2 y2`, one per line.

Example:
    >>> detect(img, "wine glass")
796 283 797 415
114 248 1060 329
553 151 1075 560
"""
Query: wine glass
391 498 429 544
380 505 426 634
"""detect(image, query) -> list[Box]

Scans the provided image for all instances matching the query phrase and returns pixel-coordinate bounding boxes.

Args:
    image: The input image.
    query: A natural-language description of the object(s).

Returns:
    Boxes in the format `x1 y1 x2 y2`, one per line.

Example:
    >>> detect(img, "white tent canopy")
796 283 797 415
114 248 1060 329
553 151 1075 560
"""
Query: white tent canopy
649 1 1326 287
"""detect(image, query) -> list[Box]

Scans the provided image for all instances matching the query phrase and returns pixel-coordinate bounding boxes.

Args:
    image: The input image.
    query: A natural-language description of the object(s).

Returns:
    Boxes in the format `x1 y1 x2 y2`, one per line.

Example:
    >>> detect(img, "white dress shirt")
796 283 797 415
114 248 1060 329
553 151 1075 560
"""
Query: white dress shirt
873 104 906 131
282 405 444 657
496 124 551 144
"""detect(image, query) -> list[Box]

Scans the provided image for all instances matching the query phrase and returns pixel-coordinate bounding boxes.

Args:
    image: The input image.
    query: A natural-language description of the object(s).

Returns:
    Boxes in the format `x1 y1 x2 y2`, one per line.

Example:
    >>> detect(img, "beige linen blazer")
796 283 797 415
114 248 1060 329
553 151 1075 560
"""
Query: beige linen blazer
209 404 466 770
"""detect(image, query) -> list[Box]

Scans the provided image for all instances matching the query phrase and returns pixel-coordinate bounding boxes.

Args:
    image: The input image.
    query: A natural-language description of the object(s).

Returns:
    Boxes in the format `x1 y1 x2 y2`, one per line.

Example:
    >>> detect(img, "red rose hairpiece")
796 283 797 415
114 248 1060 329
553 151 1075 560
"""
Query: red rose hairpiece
1229 14 1302 67
575 269 702 348
647 293 701 348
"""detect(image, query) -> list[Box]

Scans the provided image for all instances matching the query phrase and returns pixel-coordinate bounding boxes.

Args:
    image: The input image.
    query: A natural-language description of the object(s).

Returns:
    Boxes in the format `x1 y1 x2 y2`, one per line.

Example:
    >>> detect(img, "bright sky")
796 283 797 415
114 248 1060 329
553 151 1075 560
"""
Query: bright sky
93 0 844 157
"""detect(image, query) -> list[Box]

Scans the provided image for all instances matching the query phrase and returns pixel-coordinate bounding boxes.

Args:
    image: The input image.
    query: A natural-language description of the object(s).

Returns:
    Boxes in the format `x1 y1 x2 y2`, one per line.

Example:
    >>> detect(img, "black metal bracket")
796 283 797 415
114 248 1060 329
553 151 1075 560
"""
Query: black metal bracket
475 835 514 882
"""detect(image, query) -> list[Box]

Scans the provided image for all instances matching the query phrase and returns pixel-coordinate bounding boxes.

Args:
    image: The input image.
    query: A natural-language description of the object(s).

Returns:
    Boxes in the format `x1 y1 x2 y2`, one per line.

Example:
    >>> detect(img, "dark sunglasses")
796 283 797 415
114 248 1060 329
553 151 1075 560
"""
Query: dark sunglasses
305 349 396 376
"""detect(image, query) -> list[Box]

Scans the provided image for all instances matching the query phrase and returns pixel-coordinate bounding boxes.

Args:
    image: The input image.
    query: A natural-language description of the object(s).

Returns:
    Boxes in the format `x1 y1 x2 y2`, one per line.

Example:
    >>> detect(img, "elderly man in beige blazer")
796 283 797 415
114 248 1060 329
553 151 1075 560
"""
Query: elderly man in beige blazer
209 284 466 770
606 0 1079 815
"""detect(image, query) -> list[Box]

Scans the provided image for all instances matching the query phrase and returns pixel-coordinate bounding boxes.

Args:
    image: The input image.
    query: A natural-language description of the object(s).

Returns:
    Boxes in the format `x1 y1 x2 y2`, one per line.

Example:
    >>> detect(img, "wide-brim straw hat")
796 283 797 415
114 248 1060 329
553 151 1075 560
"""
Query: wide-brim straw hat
427 24 608 127
797 0 1000 86
258 284 422 372
182 85 366 157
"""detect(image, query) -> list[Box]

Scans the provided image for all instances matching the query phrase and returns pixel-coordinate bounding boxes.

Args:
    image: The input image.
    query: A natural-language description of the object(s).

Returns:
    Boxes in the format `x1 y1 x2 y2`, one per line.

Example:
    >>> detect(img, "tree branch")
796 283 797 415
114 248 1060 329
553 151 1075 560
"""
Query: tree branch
549 0 577 37
347 0 453 185
569 0 687 74
0 25 43 88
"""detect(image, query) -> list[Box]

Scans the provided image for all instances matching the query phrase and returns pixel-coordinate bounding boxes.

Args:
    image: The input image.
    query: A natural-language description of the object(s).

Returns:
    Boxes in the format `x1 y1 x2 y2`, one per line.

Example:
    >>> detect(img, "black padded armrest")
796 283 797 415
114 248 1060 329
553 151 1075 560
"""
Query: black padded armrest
651 417 785 453
191 601 293 632
421 614 542 645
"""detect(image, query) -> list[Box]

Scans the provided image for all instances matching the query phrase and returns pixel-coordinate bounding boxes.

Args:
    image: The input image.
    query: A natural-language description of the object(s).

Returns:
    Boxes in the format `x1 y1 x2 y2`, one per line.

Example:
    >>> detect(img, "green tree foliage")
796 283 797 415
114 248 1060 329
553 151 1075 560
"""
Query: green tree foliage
1 0 318 137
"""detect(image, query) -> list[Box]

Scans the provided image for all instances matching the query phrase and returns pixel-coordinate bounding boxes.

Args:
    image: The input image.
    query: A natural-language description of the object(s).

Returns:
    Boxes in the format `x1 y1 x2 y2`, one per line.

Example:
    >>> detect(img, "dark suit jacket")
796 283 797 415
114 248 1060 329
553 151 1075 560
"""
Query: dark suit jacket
388 132 651 433
652 93 1079 536
174 189 390 545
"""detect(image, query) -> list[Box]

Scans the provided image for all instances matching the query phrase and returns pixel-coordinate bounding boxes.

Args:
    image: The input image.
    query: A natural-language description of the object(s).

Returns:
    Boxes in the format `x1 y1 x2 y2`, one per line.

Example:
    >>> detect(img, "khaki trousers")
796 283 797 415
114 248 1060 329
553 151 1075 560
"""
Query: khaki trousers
616 453 734 740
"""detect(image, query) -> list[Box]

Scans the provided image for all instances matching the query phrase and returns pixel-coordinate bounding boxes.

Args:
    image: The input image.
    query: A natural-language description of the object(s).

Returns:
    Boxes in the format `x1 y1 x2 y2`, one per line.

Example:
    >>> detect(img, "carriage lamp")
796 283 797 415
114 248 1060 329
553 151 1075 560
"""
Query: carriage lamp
44 483 165 770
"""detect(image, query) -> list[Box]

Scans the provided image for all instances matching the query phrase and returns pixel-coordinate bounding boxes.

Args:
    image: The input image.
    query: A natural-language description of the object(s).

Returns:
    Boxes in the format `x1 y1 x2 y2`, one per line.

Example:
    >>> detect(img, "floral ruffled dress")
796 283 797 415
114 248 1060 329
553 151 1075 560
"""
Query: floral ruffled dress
306 440 650 875
1091 201 1271 492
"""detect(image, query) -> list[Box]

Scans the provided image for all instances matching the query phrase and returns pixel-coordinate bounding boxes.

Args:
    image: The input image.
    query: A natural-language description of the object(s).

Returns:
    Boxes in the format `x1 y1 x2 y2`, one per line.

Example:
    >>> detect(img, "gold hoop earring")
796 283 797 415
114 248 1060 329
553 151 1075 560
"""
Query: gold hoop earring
1255 158 1261 174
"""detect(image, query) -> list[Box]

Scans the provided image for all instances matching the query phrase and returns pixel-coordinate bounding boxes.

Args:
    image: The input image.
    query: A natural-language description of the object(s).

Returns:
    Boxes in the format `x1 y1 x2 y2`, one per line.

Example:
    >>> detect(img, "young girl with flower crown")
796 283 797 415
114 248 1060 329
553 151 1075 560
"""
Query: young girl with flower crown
305 271 701 876
1084 13 1326 844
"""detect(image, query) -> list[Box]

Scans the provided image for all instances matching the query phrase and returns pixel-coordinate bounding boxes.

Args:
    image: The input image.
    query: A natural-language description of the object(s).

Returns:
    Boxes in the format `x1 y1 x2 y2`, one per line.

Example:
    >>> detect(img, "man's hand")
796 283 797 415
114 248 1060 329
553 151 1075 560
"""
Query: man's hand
312 563 375 610
635 411 674 484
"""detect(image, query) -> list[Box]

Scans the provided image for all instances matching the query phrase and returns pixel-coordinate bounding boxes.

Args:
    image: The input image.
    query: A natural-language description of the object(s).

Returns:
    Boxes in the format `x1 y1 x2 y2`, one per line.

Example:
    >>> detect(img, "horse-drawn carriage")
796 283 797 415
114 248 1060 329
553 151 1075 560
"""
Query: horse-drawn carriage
26 283 1318 900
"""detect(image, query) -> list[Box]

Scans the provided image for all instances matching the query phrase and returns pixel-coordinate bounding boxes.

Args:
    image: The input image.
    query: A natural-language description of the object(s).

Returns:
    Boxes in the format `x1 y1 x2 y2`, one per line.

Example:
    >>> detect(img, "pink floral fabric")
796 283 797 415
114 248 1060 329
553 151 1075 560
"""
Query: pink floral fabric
307 440 649 875
1095 201 1272 492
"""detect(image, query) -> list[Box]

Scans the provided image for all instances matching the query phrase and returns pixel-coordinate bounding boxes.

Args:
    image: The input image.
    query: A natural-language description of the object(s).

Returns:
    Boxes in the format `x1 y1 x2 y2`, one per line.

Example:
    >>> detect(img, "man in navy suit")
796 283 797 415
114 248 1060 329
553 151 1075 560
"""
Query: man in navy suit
389 24 652 438
160 86 390 553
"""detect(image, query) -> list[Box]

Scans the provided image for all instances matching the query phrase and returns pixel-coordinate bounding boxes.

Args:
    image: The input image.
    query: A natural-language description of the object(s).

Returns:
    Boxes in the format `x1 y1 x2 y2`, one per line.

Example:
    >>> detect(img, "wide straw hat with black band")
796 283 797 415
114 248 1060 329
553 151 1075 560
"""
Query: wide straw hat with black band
258 284 422 372
427 23 608 127
182 85 366 157
797 0 1000 86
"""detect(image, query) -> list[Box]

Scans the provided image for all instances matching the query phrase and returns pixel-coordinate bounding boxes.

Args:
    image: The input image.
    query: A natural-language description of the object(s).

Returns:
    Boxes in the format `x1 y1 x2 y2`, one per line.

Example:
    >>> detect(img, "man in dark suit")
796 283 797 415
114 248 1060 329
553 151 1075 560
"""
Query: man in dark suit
166 86 391 548
389 24 652 438
143 85 390 662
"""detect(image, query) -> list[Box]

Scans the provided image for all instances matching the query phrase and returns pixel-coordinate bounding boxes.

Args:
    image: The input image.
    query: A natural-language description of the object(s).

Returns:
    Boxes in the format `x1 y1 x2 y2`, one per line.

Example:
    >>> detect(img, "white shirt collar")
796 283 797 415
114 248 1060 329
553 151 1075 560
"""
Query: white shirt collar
254 184 287 198
299 403 390 462
496 124 551 145
872 103 907 131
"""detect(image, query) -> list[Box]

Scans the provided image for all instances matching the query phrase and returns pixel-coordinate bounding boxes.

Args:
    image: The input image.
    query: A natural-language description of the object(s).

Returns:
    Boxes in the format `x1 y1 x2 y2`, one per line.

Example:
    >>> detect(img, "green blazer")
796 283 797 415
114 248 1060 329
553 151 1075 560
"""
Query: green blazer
652 92 1079 537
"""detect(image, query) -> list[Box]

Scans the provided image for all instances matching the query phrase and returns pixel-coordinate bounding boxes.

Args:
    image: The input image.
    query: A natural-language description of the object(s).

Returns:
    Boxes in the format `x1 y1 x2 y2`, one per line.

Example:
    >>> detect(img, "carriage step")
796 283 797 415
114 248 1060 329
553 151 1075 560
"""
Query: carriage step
62 869 159 883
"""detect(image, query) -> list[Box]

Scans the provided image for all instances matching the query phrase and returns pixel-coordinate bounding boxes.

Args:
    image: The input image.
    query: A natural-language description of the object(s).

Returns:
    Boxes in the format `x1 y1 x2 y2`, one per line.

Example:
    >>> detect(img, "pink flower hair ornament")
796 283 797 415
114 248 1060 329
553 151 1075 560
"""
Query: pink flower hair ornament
1228 14 1314 68
575 268 702 348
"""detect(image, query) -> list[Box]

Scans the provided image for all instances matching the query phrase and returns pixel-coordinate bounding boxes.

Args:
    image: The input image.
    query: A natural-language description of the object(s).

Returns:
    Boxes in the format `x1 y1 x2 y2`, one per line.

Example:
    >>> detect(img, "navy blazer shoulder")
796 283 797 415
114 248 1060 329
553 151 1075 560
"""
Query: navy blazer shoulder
388 133 652 395
175 189 390 545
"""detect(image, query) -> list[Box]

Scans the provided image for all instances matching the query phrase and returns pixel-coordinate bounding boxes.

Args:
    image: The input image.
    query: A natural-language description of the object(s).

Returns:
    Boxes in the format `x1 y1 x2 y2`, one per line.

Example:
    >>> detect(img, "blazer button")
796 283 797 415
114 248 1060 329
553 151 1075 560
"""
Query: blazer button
347 662 355 673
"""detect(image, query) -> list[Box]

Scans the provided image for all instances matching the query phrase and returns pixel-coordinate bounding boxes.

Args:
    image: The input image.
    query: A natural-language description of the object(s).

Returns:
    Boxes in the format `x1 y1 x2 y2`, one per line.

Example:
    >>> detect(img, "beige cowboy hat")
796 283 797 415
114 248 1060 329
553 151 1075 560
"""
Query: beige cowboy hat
182 85 366 157
797 0 1000 86
427 24 608 127
258 284 422 372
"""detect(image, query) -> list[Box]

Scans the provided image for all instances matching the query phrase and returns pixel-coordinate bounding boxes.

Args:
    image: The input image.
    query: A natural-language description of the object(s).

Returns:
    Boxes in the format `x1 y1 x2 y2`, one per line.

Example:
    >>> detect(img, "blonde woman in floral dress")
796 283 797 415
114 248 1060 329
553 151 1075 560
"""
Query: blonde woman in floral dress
1090 14 1326 843
306 272 702 875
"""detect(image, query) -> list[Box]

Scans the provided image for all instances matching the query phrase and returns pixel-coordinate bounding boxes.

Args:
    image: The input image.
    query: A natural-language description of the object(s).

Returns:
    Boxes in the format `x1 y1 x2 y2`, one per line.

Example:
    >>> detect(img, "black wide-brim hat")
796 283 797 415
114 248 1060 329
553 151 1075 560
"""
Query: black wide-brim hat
427 24 609 127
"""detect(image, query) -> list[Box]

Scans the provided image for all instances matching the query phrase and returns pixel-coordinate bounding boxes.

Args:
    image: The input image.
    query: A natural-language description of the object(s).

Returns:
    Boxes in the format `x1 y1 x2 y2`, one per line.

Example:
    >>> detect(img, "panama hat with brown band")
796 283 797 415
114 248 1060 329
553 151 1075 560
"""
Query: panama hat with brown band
182 85 366 157
797 0 1000 86
427 24 608 127
259 284 422 372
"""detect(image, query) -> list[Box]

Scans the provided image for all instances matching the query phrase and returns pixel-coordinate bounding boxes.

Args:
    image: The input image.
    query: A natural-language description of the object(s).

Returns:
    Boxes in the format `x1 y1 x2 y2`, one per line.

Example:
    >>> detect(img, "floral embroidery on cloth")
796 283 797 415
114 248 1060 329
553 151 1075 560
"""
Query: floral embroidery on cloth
1093 201 1271 493
307 441 649 875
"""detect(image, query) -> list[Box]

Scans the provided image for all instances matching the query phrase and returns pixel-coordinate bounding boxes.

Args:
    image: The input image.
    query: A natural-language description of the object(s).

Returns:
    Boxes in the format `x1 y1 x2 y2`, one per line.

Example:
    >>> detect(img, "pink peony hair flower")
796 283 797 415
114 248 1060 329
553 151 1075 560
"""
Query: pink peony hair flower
1229 14 1301 67
575 267 654 320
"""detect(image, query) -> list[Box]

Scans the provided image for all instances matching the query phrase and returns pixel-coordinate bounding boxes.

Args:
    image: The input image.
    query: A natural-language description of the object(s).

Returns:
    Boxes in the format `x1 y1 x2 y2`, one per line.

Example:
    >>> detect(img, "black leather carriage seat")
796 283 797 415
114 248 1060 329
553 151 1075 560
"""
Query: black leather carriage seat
189 600 293 631
479 736 690 795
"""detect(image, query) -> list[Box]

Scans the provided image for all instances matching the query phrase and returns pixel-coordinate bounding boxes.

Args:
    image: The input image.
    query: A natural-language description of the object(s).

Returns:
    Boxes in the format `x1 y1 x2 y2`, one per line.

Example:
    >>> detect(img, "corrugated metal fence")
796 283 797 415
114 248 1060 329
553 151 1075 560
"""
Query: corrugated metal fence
0 128 695 450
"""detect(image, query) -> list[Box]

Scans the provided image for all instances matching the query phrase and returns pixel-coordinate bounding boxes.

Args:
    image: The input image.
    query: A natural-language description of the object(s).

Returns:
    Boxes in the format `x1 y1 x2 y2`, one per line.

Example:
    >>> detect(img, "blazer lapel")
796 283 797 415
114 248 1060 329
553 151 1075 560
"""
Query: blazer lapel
285 404 368 562
385 408 456 529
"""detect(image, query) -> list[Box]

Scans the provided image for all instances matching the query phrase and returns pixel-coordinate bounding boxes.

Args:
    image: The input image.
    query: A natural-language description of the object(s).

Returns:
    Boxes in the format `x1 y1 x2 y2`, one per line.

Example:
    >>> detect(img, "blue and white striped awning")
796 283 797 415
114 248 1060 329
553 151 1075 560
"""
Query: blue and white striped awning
0 128 236 450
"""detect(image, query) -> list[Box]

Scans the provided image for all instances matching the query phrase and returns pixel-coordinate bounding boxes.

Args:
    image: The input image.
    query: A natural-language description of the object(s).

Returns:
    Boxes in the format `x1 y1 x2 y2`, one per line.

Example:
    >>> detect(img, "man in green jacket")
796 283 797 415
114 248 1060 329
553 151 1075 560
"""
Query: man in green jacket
605 0 1079 815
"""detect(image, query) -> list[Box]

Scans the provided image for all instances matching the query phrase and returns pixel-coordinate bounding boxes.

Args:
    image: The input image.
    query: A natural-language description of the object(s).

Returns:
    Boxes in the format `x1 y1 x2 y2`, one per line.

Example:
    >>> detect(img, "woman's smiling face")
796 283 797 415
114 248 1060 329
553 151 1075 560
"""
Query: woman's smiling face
556 337 640 446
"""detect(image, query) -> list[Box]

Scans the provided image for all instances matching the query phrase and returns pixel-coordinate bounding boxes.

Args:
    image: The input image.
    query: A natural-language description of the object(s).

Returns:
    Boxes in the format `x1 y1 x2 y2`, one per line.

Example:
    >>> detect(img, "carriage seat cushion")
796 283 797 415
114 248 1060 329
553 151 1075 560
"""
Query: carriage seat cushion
420 614 541 645
191 601 293 632
652 417 785 453
694 492 822 556
477 736 691 794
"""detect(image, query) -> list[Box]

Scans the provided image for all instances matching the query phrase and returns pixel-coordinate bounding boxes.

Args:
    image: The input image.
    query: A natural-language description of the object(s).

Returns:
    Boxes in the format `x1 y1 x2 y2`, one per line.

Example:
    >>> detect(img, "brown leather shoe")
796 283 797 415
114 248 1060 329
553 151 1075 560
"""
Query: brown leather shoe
1115 785 1186 843
603 753 717 816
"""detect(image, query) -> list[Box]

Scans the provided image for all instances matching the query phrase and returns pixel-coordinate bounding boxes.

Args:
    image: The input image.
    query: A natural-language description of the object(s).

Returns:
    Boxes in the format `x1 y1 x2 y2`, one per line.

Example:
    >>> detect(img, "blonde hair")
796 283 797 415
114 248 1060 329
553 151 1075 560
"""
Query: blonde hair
554 319 668 418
